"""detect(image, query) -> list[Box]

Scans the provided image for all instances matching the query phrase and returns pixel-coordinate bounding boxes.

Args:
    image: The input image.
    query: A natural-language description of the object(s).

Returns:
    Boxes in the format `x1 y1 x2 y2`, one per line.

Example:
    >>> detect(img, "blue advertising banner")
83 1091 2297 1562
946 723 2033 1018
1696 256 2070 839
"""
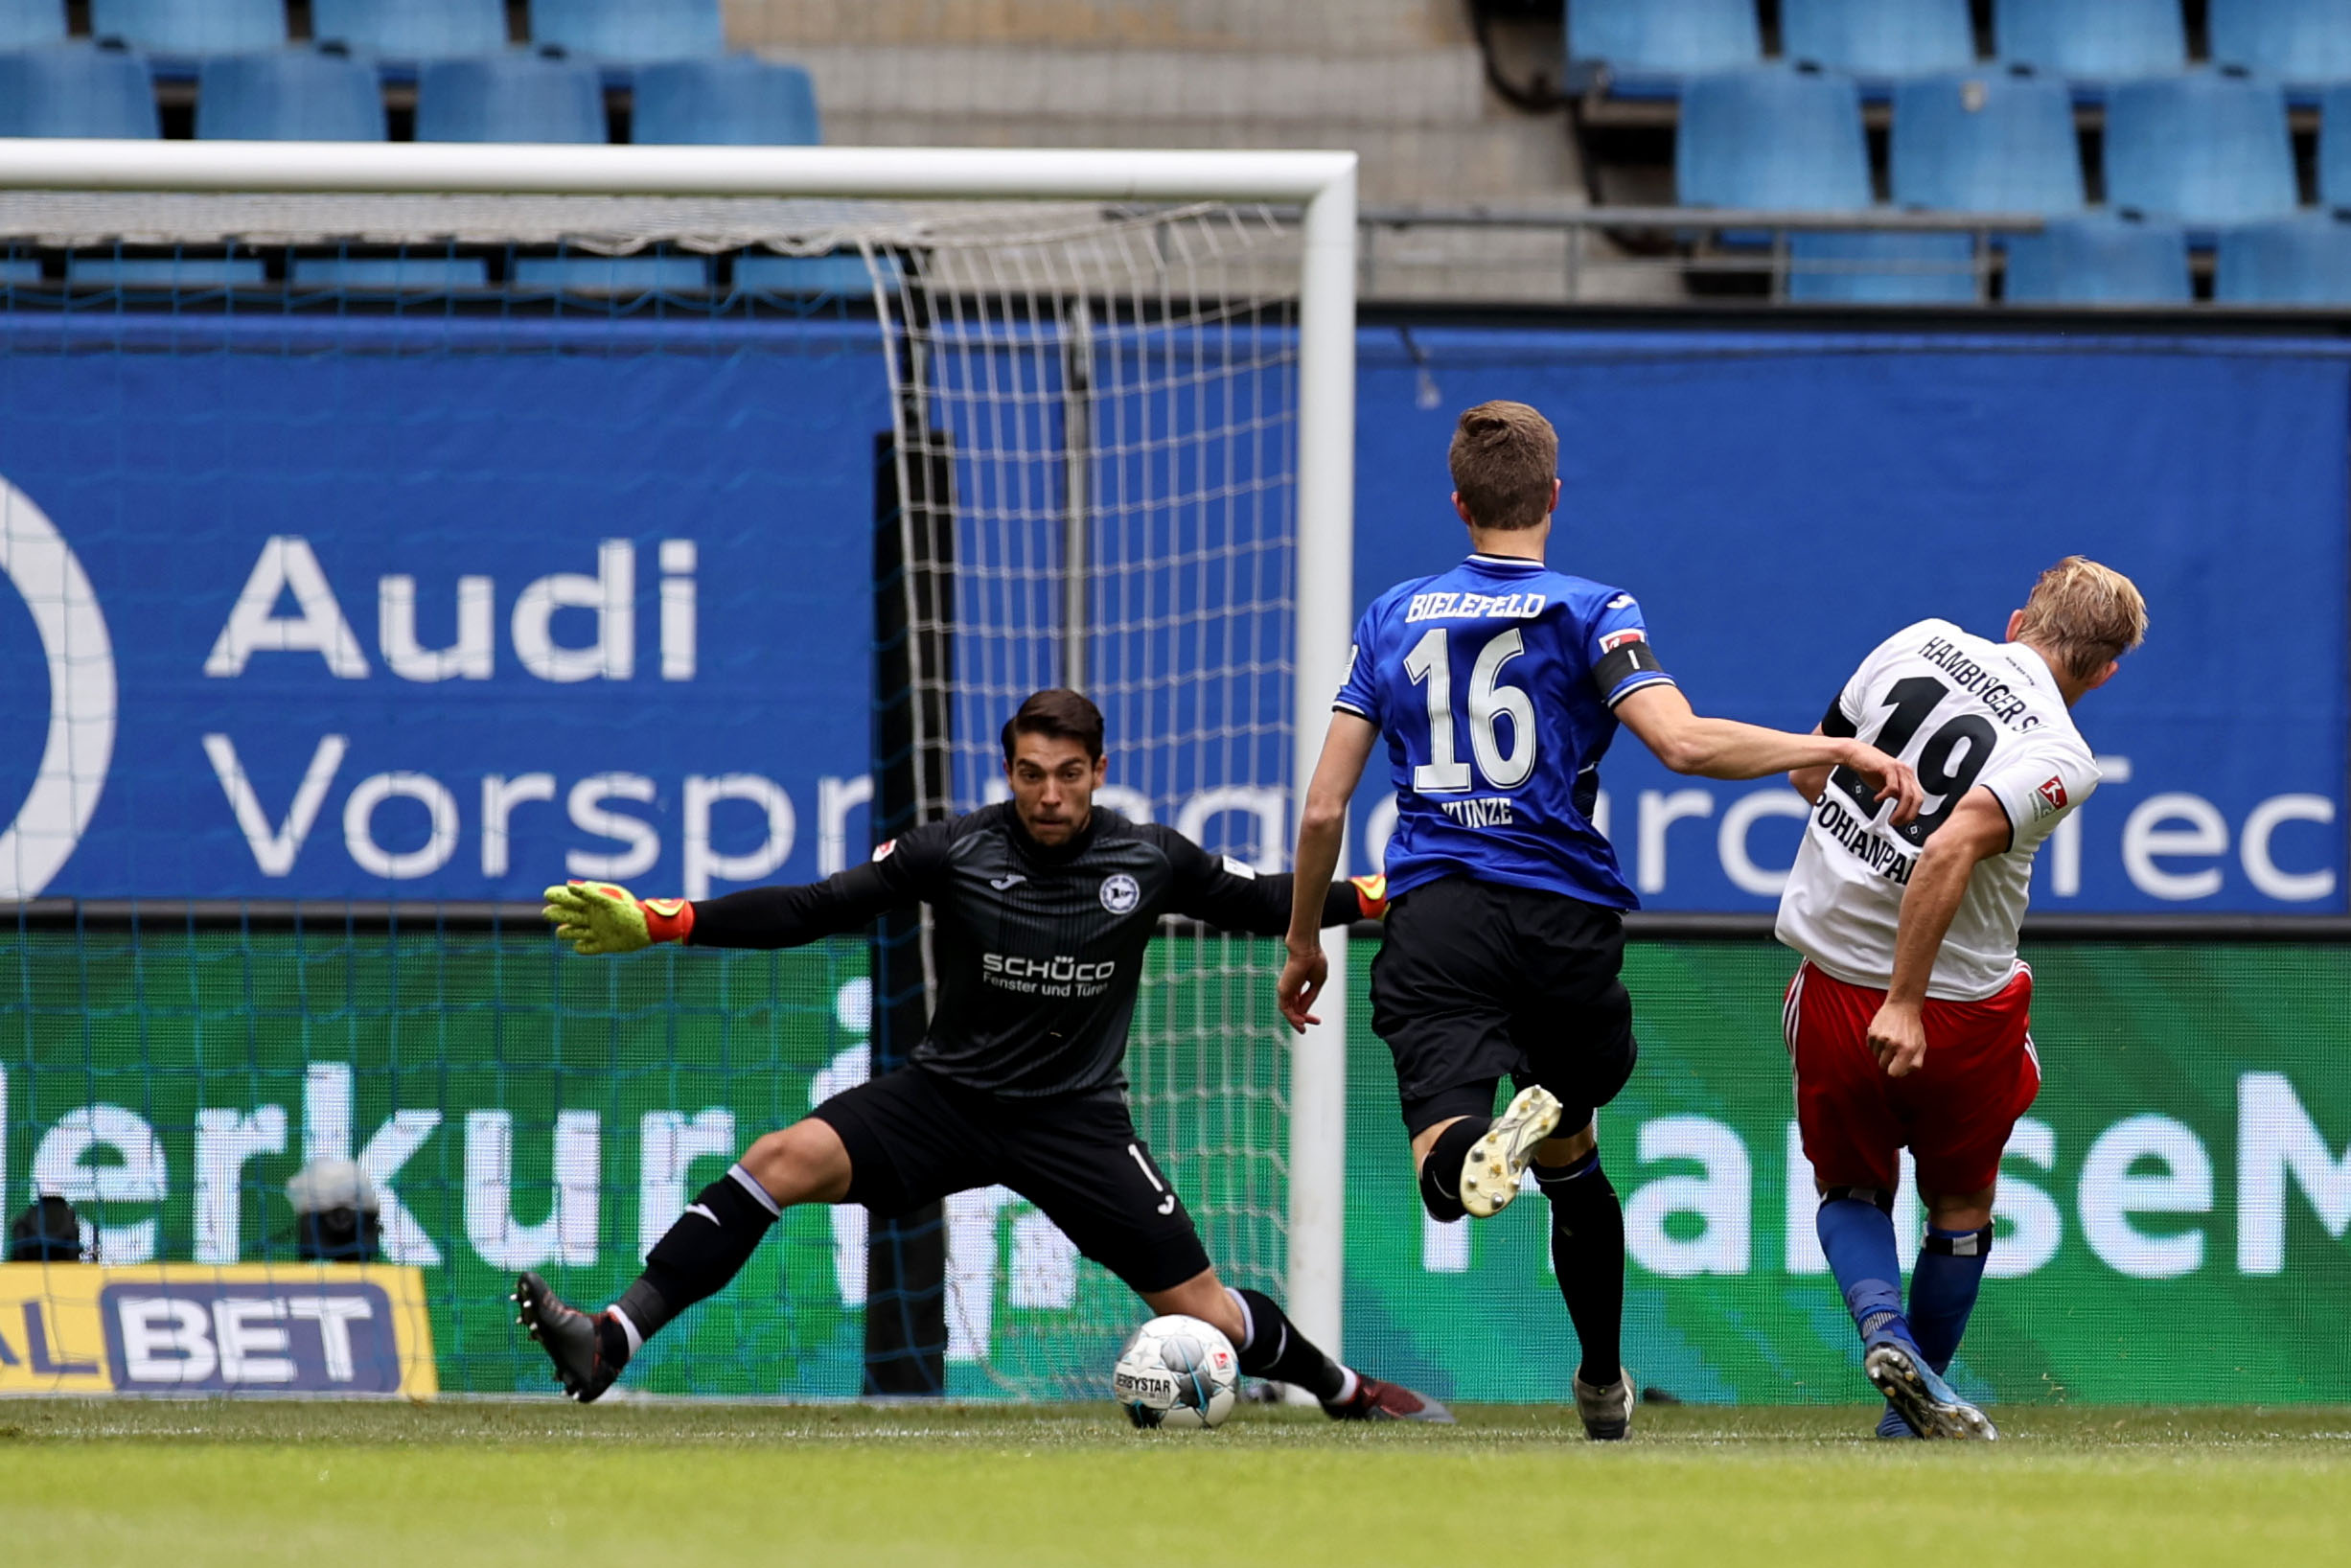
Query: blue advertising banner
1 317 2342 911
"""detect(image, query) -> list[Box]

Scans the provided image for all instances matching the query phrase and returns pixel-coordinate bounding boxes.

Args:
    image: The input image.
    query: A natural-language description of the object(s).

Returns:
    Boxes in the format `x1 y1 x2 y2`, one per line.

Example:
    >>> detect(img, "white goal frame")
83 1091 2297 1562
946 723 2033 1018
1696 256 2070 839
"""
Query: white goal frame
0 138 1361 1366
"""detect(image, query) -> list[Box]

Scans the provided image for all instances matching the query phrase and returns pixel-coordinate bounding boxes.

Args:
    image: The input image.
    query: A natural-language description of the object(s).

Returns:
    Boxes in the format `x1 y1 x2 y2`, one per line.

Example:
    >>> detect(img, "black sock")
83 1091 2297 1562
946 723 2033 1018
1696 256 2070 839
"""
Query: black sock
1230 1287 1348 1403
609 1164 780 1357
1416 1118 1489 1224
1534 1150 1625 1389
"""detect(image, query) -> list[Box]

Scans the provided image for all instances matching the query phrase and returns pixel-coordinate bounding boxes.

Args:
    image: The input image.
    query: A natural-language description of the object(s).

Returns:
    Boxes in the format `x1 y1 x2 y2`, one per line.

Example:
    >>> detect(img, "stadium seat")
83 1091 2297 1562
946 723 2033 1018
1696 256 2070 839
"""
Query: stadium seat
291 256 493 290
1782 0 1975 80
417 54 605 143
1677 65 1870 210
1788 232 1978 304
2104 70 2297 226
1993 0 2184 80
2210 0 2351 87
197 51 387 141
2320 84 2351 207
0 0 64 51
513 255 712 293
2002 214 2190 304
1565 0 1760 80
632 58 819 145
1891 69 2085 213
311 0 509 58
67 255 267 288
0 258 39 285
88 0 284 55
734 253 875 295
0 43 160 137
2216 215 2351 305
527 0 724 62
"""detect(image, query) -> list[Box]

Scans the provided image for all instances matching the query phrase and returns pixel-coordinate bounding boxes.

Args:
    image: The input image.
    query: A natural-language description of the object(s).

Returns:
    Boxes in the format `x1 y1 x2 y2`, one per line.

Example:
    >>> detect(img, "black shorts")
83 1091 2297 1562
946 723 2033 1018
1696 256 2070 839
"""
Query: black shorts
809 1067 1212 1296
1370 874 1640 1140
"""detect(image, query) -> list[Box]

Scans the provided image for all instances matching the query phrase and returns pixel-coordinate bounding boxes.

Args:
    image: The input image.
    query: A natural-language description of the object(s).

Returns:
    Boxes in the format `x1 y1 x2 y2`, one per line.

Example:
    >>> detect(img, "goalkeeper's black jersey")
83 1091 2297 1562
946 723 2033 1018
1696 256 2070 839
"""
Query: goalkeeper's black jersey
688 803 1360 1099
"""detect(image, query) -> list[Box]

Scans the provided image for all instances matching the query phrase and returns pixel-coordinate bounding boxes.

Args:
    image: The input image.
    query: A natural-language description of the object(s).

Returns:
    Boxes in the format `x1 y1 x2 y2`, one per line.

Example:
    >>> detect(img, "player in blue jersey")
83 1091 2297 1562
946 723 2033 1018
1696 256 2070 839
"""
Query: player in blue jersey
1279 402 1922 1439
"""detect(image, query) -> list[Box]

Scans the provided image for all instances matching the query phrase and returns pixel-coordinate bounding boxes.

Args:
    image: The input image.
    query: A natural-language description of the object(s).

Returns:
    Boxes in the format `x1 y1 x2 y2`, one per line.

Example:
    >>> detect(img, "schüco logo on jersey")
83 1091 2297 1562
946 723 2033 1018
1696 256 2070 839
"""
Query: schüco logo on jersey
0 474 117 901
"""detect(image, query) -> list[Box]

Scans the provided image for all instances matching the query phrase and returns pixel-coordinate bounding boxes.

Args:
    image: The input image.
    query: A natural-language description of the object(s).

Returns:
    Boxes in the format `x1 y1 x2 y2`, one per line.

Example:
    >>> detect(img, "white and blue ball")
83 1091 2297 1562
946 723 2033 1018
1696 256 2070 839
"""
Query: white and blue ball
1113 1314 1239 1430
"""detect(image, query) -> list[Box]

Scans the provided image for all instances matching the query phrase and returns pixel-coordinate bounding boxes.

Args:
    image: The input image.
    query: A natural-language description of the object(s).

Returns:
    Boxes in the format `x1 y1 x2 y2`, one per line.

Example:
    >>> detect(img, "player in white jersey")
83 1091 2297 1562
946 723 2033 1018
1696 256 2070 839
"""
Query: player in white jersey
1776 557 2147 1440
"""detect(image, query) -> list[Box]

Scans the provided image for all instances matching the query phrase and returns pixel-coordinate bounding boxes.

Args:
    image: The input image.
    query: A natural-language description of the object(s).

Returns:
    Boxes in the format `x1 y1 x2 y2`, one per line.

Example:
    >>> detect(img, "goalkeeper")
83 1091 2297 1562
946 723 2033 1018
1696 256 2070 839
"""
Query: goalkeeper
517 687 1446 1419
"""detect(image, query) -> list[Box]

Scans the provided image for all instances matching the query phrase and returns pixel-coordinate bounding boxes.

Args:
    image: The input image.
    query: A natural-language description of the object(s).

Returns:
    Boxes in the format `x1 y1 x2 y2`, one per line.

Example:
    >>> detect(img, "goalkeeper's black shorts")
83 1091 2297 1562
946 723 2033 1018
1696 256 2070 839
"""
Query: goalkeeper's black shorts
810 1066 1212 1296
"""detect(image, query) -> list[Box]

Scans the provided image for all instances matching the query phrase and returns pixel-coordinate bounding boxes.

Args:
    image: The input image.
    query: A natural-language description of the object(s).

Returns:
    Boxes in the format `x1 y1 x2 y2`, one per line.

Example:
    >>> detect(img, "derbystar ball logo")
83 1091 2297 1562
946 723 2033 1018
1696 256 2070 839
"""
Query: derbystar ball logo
0 475 117 900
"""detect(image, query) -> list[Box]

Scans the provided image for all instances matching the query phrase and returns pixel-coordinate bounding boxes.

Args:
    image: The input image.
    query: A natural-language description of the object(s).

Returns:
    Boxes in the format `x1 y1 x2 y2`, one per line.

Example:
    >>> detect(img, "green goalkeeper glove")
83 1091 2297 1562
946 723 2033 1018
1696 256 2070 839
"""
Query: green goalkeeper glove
542 881 695 956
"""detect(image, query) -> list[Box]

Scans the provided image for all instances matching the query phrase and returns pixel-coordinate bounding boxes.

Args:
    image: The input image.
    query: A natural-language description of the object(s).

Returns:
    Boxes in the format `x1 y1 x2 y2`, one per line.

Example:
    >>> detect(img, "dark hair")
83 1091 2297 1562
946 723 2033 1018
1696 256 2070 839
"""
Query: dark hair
1001 688 1105 762
1448 400 1558 531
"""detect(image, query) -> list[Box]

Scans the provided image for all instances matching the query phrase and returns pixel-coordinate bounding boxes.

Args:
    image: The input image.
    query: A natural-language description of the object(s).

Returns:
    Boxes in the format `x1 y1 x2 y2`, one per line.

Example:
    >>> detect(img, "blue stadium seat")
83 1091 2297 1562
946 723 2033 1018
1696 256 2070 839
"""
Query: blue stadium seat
0 258 40 285
527 0 723 61
291 256 493 290
2216 215 2351 305
1677 65 1870 210
513 255 712 293
0 0 64 51
0 43 160 136
1891 69 2084 213
2319 83 2351 207
1783 0 1974 80
1788 232 1978 303
68 255 267 288
1565 0 1760 79
417 54 605 143
734 253 874 295
632 58 819 145
311 0 509 58
196 51 387 141
89 0 284 55
2105 70 2296 226
2210 0 2351 87
2003 215 2190 304
1994 0 2184 80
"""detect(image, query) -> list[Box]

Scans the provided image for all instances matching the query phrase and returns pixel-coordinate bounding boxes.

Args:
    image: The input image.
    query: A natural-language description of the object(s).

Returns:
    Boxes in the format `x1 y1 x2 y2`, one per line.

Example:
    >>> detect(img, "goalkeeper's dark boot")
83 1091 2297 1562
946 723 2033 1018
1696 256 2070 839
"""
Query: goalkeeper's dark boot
1323 1375 1455 1423
513 1271 629 1403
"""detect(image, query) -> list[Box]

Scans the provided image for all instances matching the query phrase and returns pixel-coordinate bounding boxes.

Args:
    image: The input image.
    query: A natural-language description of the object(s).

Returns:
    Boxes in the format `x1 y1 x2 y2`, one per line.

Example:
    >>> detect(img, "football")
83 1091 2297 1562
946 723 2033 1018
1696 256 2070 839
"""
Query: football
1112 1314 1240 1429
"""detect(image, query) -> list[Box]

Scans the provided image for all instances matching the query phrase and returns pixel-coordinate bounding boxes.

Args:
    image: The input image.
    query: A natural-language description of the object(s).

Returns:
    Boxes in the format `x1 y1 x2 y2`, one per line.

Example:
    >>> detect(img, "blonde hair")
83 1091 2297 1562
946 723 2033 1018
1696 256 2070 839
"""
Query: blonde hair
2013 556 2148 681
1448 401 1558 531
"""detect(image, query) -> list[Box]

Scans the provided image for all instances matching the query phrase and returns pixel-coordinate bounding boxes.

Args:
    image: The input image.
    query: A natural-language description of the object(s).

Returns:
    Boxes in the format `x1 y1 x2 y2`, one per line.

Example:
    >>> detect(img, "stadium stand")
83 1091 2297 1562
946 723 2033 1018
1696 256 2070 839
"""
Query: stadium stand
195 49 389 141
2321 83 2351 207
64 254 267 287
1993 0 2187 81
311 0 511 59
1781 0 1975 81
1788 231 1978 305
2216 214 2351 305
2002 213 2192 305
88 0 285 55
2209 0 2351 89
1676 63 1869 208
416 53 606 143
0 41 159 136
2104 69 2297 226
289 256 493 290
1890 69 2086 214
529 0 726 62
632 57 820 145
1565 0 1759 92
511 254 713 292
0 0 61 50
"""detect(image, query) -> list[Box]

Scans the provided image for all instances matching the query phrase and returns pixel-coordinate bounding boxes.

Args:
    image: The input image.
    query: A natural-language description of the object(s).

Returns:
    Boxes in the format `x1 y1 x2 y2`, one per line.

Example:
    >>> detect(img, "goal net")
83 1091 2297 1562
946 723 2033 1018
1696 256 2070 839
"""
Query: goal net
0 148 1355 1401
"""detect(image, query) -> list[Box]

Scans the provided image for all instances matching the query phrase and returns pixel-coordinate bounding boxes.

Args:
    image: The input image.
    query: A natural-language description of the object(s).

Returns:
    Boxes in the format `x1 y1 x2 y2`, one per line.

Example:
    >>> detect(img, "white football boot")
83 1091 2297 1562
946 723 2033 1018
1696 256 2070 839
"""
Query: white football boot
1459 1085 1564 1218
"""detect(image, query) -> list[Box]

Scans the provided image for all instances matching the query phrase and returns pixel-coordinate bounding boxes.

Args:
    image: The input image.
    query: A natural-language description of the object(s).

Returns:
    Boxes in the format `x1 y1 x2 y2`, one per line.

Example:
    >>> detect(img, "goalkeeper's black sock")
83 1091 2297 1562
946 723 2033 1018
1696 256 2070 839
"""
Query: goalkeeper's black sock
609 1164 780 1353
1416 1118 1488 1224
1228 1287 1352 1404
1534 1149 1626 1389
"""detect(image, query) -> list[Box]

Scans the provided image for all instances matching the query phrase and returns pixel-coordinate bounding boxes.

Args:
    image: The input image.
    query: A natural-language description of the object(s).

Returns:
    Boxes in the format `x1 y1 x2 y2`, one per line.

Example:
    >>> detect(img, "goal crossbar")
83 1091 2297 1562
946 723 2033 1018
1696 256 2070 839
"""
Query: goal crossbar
0 136 1360 1370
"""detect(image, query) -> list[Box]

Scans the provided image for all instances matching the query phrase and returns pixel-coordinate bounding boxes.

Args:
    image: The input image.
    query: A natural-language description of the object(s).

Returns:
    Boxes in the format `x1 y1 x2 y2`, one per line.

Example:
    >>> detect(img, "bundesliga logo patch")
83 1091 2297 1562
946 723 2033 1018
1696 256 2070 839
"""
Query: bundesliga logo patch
2034 776 2068 819
1598 628 1648 653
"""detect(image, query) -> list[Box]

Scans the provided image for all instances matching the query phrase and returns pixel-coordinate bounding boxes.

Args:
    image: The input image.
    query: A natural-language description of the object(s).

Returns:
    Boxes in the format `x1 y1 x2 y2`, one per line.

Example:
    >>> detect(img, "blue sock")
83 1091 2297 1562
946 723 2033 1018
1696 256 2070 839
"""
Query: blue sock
1816 1195 1920 1354
1908 1225 1993 1374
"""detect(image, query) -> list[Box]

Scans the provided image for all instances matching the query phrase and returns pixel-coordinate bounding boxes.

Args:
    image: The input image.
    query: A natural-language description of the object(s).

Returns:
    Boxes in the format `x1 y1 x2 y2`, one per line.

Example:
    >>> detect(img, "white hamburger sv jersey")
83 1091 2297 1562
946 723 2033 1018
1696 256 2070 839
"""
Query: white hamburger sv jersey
1776 619 2101 1001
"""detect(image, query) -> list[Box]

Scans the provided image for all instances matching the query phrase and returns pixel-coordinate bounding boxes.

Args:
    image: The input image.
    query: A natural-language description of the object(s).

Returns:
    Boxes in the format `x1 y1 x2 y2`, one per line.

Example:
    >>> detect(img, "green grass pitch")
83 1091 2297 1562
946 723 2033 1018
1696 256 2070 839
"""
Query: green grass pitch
4 1400 2346 1567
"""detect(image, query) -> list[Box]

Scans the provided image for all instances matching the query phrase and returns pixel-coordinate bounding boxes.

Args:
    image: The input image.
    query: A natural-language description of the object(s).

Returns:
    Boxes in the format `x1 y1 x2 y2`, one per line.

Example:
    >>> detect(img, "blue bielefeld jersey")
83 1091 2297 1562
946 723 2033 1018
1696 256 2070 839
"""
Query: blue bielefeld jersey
1334 552 1675 910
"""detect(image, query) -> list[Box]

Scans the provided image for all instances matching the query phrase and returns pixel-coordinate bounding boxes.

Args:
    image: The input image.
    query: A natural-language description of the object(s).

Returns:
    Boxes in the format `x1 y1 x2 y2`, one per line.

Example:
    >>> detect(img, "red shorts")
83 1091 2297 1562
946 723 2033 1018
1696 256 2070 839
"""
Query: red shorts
1784 960 2040 1197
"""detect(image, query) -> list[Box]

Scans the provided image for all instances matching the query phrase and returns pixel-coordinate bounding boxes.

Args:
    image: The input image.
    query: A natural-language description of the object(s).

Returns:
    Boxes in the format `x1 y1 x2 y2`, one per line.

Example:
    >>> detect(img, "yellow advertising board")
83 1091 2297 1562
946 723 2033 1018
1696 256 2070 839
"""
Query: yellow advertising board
0 1264 436 1397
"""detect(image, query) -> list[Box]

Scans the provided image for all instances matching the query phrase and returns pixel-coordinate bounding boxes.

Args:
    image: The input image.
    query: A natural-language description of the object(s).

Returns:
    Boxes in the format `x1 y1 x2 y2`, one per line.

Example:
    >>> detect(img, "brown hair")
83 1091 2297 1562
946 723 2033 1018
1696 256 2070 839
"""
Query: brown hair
2012 556 2148 681
1001 688 1105 762
1448 401 1559 531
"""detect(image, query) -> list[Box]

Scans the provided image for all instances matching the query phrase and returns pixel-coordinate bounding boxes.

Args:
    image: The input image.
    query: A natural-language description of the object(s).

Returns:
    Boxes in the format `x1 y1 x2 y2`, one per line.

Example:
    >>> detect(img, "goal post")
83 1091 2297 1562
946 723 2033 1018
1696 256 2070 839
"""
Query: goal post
0 138 1359 1375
